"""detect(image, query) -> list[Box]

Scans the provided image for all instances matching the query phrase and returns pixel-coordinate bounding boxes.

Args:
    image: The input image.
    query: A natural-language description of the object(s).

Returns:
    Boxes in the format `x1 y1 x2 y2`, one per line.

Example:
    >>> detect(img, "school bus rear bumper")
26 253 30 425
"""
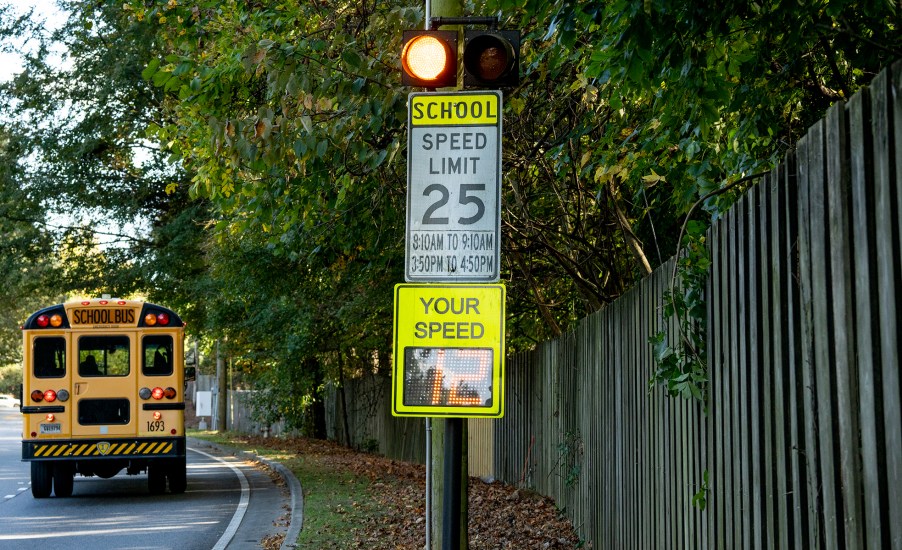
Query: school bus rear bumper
22 436 186 461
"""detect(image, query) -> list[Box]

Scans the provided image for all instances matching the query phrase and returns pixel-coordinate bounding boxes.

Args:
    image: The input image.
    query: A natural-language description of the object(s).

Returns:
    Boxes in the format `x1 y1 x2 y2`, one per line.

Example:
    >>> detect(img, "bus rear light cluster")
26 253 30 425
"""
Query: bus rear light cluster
143 312 170 326
35 314 64 328
31 389 69 403
140 386 177 400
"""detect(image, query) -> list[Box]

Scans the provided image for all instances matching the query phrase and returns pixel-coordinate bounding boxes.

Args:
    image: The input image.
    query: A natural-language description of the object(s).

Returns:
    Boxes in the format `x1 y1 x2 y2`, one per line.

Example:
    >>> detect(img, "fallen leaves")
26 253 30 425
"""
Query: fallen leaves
231 435 583 549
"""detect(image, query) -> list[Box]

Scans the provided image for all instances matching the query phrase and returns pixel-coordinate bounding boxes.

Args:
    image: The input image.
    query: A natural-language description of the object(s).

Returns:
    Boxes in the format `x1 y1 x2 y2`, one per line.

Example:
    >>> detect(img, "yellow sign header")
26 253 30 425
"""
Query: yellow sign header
410 92 501 126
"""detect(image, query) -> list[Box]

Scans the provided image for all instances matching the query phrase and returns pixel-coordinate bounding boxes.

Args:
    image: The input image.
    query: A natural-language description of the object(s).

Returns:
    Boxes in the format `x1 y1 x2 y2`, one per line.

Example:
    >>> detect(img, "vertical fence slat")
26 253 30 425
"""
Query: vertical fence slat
826 99 865 548
768 164 792 549
646 275 656 547
757 175 777 550
873 64 902 550
725 205 739 548
848 83 886 550
797 131 825 548
748 180 765 549
707 218 722 549
810 118 844 548
737 191 753 550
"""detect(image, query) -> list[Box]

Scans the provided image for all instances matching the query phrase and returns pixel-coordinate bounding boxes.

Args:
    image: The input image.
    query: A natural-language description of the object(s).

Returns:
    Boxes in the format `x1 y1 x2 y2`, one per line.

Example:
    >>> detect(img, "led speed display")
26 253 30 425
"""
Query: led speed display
403 347 493 407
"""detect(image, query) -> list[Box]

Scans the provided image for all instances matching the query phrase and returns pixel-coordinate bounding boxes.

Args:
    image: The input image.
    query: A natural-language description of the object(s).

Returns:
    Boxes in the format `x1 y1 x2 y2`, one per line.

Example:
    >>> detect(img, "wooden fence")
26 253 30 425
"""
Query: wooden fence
272 61 902 548
496 258 708 547
493 61 902 548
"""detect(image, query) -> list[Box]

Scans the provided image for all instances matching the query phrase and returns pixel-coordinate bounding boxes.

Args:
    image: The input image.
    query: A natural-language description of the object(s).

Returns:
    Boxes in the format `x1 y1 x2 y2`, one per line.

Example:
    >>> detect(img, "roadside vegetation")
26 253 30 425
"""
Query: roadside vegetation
0 365 21 396
2 1 899 425
191 430 581 549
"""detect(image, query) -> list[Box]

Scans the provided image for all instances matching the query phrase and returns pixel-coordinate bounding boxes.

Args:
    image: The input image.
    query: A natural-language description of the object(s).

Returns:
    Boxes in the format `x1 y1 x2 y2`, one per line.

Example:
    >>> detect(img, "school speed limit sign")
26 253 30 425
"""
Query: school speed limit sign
405 91 502 282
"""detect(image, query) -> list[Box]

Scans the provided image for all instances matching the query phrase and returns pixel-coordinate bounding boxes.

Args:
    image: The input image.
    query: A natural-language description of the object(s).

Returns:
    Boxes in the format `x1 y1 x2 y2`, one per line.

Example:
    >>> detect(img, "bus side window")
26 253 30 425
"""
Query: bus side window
143 336 173 376
34 337 66 378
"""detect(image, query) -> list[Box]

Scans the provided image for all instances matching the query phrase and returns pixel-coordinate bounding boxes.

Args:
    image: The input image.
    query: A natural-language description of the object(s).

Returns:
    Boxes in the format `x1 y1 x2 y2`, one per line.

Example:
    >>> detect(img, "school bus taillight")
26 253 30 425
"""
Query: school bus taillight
164 387 177 399
151 387 164 400
30 388 68 403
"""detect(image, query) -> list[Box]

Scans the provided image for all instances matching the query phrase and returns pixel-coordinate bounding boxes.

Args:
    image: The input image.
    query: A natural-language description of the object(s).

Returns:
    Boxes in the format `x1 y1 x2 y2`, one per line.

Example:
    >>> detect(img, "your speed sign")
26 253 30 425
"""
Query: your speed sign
405 91 502 282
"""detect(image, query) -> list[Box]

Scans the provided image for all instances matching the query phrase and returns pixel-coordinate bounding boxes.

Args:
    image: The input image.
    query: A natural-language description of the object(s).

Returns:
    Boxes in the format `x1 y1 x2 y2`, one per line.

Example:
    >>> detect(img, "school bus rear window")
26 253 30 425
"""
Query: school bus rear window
78 398 130 425
33 337 66 378
78 335 130 377
143 335 173 376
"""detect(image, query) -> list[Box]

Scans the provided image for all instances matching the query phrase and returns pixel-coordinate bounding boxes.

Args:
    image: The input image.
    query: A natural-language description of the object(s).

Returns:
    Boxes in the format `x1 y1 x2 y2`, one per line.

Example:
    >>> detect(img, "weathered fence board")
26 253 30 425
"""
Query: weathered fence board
874 63 902 550
848 84 887 549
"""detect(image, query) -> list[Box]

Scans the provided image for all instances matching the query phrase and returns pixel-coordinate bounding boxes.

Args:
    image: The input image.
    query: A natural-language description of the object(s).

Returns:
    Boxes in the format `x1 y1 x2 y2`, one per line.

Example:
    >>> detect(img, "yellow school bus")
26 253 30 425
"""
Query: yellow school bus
20 298 186 498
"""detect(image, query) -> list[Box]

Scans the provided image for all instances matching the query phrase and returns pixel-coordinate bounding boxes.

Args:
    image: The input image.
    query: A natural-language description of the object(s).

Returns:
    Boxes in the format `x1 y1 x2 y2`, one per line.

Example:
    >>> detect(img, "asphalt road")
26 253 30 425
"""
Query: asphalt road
0 405 293 549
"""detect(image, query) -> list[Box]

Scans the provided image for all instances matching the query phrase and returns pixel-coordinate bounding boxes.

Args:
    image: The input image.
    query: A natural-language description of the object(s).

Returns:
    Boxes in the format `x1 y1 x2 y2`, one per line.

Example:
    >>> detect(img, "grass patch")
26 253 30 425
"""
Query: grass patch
188 430 387 549
287 454 382 548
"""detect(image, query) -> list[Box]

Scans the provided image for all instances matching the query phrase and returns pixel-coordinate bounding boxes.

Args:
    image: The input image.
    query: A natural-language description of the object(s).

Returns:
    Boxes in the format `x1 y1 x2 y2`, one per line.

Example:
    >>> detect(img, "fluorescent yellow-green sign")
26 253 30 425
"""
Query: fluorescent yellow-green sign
409 93 500 126
392 283 505 418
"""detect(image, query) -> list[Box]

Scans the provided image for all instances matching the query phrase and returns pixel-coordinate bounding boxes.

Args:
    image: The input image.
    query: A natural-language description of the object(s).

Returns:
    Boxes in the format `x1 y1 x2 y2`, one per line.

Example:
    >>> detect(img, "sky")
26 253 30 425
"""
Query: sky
0 0 67 82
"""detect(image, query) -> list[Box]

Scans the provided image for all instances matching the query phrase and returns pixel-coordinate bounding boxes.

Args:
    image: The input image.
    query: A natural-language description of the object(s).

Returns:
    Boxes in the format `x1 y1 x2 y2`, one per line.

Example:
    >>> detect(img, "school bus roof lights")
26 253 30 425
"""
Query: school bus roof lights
143 312 170 326
35 313 63 328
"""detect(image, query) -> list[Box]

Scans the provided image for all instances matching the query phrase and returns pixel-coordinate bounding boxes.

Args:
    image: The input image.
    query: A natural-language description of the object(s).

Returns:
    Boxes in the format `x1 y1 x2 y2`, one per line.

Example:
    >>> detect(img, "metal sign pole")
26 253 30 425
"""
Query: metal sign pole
442 417 463 549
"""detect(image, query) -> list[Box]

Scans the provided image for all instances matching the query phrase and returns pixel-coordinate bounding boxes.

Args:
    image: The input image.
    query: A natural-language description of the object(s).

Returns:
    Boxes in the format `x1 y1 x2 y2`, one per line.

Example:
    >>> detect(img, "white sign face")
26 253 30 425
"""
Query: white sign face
406 91 502 282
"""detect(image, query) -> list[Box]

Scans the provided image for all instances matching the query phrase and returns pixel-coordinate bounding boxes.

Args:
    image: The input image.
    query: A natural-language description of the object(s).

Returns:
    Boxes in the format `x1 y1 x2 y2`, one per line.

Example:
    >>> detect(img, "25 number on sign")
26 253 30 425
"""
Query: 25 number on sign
422 183 486 225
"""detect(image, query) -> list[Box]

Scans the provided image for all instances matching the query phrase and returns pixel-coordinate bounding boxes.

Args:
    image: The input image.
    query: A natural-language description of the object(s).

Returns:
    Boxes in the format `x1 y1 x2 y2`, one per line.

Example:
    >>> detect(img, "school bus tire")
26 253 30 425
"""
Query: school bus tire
52 463 75 498
30 462 52 498
148 464 166 495
167 457 187 494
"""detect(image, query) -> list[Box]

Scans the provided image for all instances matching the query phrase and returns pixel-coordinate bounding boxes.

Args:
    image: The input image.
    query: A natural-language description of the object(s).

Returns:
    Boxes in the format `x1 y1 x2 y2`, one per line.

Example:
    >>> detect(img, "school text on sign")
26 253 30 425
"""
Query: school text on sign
405 91 502 282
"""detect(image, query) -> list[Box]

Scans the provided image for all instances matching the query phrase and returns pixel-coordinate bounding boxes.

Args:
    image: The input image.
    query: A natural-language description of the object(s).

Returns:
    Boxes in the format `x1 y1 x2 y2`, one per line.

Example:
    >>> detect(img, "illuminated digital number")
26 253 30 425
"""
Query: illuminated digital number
403 347 493 407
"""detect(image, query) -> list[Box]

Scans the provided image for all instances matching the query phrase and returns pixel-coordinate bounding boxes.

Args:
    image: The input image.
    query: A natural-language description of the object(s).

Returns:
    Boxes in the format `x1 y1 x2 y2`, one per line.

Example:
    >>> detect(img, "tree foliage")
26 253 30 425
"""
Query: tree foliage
0 126 61 364
1 0 899 426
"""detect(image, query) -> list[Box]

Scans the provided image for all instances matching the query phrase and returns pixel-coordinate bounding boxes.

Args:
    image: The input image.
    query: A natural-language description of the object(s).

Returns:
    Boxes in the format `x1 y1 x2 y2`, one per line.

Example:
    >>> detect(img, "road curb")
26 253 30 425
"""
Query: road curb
187 437 304 549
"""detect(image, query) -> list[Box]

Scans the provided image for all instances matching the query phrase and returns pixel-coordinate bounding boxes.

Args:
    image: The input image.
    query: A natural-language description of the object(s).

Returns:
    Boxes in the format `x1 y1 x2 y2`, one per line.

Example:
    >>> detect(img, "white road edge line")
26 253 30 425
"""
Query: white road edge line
190 446 250 550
